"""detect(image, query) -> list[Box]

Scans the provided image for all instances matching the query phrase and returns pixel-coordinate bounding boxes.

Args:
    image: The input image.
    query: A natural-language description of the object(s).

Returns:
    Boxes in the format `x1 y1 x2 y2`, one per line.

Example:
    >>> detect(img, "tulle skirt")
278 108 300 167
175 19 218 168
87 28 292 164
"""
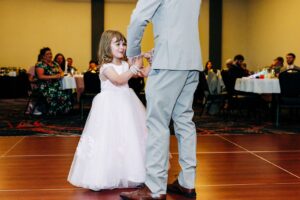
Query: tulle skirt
68 88 147 191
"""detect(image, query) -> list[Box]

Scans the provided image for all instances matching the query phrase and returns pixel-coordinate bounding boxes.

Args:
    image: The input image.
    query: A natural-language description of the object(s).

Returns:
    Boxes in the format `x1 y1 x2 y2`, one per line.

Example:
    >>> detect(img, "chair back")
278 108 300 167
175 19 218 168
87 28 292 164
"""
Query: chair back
221 70 235 95
83 71 101 94
195 71 209 97
279 69 300 97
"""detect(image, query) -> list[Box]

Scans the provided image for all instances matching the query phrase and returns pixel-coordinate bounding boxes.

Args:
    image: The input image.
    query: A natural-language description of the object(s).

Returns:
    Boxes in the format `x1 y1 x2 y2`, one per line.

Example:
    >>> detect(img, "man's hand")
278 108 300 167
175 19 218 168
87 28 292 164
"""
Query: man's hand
144 49 154 66
128 55 144 69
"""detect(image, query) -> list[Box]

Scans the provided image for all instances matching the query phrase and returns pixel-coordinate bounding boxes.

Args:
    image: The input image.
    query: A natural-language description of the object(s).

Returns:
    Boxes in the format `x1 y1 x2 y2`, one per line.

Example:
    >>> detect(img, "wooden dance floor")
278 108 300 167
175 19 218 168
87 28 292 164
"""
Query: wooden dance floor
0 134 300 200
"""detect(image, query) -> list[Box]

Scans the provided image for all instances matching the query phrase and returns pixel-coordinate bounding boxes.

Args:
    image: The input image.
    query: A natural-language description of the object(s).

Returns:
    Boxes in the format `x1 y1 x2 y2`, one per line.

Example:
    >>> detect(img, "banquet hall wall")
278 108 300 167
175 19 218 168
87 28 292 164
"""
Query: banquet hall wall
0 0 299 72
223 0 300 70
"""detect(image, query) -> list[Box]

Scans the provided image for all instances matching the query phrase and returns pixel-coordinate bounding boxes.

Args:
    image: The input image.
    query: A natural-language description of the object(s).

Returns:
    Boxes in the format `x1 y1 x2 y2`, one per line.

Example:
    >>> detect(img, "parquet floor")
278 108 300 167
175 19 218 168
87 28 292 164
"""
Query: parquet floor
0 134 300 200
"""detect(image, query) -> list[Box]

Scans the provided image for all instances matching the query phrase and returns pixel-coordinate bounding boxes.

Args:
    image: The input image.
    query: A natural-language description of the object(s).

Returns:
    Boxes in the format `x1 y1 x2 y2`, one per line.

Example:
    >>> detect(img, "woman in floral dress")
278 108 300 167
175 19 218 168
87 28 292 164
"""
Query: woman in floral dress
35 47 72 115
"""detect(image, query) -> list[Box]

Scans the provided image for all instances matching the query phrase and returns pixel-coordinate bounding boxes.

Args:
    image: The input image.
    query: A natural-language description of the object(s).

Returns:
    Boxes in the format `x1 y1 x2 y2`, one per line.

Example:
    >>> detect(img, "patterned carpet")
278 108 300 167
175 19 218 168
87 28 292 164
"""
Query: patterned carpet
0 98 299 136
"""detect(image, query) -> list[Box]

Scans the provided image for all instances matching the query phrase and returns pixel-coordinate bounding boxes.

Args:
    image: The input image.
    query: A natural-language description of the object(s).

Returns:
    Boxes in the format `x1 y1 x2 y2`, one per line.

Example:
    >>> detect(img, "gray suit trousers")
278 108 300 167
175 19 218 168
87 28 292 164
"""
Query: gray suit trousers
145 69 199 195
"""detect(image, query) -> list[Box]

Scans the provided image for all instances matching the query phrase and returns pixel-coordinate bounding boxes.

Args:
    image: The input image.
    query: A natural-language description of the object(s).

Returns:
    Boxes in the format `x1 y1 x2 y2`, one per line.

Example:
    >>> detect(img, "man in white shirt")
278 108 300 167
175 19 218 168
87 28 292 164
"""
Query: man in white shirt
281 53 300 72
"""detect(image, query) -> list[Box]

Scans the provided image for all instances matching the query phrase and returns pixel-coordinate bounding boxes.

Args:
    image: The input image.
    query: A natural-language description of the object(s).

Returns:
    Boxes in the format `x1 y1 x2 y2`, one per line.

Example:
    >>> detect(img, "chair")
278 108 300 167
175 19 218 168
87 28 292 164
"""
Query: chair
221 70 263 119
24 77 46 116
276 69 300 127
197 71 226 115
80 71 101 119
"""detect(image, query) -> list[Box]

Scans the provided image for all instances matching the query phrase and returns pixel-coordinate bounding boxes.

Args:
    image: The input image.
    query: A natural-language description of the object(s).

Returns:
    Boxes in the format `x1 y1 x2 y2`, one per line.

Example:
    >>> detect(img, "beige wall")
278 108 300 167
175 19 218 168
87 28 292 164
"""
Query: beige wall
223 0 249 68
247 0 300 69
223 0 300 71
2 0 300 73
0 0 91 72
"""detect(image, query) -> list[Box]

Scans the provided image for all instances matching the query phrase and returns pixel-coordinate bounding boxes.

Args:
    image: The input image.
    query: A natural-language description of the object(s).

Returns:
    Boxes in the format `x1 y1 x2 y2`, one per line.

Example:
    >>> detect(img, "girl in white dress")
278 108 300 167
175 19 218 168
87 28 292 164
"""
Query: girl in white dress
68 30 147 191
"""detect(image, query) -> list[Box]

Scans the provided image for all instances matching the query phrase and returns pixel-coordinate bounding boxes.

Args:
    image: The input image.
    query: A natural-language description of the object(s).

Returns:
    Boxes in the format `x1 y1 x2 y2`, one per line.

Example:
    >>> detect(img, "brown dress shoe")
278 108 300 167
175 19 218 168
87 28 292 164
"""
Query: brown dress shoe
167 180 196 199
120 185 166 200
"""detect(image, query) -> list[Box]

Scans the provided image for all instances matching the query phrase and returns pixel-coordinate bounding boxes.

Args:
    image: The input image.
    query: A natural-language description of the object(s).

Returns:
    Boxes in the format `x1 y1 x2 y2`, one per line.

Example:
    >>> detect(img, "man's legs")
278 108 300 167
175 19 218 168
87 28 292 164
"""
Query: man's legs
171 71 199 189
145 70 191 195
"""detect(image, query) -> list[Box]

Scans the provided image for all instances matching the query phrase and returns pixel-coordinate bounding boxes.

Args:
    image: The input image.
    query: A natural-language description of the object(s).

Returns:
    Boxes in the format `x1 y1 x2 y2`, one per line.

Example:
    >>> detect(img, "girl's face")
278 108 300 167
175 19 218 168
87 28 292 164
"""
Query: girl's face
110 37 126 60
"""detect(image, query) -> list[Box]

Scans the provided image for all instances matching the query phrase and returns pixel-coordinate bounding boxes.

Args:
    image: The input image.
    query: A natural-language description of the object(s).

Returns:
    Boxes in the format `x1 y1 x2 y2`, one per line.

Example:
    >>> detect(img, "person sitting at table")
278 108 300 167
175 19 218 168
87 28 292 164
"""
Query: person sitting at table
54 53 66 72
280 53 300 72
66 57 78 74
35 47 73 116
87 60 99 73
226 54 249 94
269 56 284 76
204 60 213 75
229 54 249 77
224 58 233 70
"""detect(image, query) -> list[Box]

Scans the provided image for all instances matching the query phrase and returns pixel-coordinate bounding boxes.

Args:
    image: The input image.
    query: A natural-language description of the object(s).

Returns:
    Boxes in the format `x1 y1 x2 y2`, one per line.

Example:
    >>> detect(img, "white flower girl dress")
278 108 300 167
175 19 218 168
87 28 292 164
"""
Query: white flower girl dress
68 61 147 191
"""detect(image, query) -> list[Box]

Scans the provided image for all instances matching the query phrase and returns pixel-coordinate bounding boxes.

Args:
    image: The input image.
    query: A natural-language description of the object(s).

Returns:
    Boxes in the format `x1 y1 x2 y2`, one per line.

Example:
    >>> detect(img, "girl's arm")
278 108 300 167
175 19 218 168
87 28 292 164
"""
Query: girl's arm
140 66 151 77
103 65 140 85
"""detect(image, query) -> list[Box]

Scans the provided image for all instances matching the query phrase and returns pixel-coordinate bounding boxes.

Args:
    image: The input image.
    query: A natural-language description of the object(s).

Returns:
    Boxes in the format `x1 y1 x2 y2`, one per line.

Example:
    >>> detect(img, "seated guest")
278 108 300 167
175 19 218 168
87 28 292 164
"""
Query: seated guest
270 56 284 76
224 58 233 70
281 53 300 72
87 60 99 73
35 47 73 115
206 68 223 95
226 54 249 94
204 60 213 75
66 57 78 74
229 54 249 78
54 53 66 72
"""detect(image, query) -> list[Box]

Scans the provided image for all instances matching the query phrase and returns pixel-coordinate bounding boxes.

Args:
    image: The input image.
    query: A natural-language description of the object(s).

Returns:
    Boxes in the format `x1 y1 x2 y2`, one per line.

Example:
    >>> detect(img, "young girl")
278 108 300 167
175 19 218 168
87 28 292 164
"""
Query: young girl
68 30 147 191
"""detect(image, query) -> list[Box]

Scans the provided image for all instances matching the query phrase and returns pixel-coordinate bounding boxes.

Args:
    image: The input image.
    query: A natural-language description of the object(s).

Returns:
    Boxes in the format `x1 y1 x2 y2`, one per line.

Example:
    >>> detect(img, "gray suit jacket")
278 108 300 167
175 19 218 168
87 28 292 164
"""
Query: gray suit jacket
127 0 203 71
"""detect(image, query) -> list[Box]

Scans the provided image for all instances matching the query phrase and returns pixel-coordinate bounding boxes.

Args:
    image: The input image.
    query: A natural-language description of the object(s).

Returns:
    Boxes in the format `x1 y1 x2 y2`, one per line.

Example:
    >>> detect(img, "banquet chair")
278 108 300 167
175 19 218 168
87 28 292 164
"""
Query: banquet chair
197 71 226 116
276 69 300 127
221 70 262 119
80 71 101 120
24 78 46 116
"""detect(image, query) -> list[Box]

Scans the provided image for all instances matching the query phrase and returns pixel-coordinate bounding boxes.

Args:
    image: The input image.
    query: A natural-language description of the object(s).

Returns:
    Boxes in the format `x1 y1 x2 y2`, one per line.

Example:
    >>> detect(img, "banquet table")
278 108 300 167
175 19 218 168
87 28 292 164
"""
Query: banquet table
60 75 84 101
61 76 77 90
234 77 281 94
234 77 281 123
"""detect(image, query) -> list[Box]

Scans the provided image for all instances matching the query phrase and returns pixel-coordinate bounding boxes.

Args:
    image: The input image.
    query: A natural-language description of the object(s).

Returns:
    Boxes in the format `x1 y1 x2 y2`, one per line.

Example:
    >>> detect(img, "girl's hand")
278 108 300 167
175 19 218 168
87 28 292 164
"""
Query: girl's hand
133 56 143 69
139 67 151 77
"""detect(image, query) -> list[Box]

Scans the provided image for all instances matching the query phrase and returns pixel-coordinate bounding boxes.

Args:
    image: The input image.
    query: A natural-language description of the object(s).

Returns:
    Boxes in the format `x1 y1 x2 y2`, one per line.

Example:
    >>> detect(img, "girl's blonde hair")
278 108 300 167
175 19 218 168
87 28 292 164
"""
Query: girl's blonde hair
98 30 127 66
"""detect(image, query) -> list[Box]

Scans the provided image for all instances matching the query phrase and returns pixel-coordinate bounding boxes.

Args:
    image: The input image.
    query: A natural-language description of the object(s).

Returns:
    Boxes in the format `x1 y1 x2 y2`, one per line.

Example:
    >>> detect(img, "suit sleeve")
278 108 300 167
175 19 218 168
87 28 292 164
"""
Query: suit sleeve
127 0 162 57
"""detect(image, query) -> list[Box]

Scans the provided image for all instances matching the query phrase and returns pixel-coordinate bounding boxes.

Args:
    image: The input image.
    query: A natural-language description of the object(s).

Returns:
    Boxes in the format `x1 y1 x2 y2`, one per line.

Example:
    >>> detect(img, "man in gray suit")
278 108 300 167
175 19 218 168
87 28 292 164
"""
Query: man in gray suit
120 1 203 199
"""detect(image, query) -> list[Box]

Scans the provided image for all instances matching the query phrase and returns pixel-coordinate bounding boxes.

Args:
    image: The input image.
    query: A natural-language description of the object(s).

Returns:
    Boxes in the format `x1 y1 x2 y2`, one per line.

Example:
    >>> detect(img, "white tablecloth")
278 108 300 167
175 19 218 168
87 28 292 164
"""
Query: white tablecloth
61 76 77 90
235 78 281 94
